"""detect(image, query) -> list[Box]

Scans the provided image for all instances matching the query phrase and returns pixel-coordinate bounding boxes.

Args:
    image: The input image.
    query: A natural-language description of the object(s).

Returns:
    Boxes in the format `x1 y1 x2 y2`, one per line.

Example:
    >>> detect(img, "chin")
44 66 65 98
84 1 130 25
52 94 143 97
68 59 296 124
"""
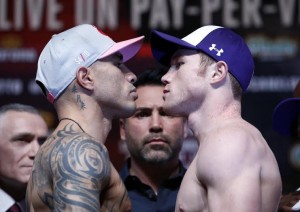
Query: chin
19 175 31 184
143 150 171 162
164 103 184 116
117 105 136 118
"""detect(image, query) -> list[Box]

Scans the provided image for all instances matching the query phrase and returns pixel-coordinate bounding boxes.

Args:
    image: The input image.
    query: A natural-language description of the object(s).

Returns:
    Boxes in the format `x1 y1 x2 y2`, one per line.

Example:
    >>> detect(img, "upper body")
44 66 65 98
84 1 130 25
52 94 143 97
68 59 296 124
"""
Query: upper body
26 123 128 212
119 68 188 212
26 24 144 211
0 103 48 211
150 26 282 211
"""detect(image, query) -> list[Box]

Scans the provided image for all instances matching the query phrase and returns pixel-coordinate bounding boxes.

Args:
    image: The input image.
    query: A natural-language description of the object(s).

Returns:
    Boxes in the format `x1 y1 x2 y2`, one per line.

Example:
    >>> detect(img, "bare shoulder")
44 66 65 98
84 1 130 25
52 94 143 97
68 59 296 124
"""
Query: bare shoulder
198 119 268 174
207 119 266 150
48 128 111 179
30 126 111 211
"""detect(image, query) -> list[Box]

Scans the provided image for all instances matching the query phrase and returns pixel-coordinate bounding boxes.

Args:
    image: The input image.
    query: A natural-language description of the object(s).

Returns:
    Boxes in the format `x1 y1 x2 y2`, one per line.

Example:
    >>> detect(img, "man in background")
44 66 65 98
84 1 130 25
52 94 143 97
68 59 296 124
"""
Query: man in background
273 80 300 211
0 103 48 211
119 67 188 212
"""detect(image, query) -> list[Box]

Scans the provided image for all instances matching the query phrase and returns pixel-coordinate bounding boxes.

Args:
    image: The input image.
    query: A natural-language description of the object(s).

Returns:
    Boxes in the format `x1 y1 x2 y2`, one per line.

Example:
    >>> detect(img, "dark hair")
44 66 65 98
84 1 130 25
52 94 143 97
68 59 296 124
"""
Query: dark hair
0 103 40 116
134 66 168 88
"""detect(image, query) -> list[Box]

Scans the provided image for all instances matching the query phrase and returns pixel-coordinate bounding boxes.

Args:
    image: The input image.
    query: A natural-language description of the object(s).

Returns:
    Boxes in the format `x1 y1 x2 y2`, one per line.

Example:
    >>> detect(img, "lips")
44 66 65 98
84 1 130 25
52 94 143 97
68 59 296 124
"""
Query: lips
22 165 33 168
130 88 138 100
146 137 167 144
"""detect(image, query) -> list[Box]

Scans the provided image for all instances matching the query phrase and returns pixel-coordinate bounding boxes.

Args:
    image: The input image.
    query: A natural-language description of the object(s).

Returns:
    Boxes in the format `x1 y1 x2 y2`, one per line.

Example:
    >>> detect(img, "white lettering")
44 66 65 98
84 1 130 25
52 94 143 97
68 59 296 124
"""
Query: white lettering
149 0 169 29
131 0 150 29
278 0 296 27
0 79 23 96
242 0 262 28
249 76 299 92
96 0 118 29
223 0 239 28
0 0 11 30
75 0 118 29
27 0 45 30
170 0 185 29
14 0 24 30
75 0 94 24
0 48 37 62
47 0 63 30
201 0 221 25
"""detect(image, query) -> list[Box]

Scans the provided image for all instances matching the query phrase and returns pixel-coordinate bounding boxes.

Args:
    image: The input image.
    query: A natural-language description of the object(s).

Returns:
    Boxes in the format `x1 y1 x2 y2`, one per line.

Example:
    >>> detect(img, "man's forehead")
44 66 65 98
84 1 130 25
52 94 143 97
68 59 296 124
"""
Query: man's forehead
171 49 198 60
136 86 164 107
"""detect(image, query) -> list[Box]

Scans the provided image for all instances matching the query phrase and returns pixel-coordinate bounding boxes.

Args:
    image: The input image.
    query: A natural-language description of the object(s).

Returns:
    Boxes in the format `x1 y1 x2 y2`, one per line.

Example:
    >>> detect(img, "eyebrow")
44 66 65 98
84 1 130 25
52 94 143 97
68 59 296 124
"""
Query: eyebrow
136 107 151 111
11 132 48 142
11 132 35 141
135 107 164 111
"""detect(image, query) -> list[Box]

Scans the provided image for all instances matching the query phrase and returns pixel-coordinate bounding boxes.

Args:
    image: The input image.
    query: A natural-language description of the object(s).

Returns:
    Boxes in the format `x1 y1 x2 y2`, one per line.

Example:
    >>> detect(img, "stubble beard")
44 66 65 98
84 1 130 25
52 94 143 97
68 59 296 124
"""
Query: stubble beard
140 145 173 164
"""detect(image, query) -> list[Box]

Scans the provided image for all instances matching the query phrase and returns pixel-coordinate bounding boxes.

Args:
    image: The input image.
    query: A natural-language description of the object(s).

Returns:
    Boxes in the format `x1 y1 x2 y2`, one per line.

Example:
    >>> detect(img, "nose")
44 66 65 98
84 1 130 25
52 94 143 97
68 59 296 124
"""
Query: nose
161 71 171 85
149 112 163 133
127 72 137 84
123 66 137 84
28 139 40 159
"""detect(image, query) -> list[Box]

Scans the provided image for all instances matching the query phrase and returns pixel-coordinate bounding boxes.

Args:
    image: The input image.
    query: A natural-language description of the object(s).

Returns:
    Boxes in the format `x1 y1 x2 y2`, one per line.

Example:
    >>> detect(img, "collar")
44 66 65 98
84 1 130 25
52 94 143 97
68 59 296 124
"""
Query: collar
0 188 15 211
119 158 186 183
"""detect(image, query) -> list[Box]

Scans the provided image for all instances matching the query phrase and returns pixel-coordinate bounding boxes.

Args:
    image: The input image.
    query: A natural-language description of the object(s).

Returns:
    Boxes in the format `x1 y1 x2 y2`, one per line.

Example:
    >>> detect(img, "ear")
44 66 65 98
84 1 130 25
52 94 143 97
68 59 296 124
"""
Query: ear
76 67 94 91
211 61 228 84
119 119 126 140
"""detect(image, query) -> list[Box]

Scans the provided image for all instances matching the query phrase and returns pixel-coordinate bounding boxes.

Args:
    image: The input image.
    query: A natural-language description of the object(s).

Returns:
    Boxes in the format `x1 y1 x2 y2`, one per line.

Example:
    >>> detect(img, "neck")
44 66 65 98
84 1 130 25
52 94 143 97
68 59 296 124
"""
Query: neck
59 118 85 132
188 98 241 142
57 105 112 143
129 158 180 192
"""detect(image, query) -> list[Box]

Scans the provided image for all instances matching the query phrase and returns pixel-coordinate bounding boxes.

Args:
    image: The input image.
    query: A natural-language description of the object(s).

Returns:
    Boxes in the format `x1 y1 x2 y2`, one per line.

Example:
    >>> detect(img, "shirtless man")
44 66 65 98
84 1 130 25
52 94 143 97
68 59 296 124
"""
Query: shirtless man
150 25 282 211
26 24 144 211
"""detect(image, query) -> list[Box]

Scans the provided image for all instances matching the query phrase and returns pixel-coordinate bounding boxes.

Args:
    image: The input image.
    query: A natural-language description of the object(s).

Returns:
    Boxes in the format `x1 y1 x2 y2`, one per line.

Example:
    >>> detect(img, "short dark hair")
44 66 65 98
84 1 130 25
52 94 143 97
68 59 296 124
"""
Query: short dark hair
134 66 168 88
0 103 40 116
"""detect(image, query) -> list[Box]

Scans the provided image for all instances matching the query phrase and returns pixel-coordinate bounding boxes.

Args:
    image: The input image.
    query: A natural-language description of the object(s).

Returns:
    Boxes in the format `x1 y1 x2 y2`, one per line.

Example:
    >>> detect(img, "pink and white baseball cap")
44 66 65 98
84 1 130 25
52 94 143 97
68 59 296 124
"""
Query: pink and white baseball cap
36 24 144 103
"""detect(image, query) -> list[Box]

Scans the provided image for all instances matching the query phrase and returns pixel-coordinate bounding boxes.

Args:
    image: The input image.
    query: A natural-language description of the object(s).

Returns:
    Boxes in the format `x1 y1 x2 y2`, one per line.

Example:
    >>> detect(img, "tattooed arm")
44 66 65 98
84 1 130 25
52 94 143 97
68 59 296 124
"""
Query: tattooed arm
51 135 110 211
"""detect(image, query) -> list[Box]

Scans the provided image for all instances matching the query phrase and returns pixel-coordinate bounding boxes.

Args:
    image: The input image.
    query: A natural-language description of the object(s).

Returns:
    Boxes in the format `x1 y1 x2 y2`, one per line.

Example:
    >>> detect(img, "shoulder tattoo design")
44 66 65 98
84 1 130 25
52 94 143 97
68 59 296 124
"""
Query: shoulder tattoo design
33 124 110 211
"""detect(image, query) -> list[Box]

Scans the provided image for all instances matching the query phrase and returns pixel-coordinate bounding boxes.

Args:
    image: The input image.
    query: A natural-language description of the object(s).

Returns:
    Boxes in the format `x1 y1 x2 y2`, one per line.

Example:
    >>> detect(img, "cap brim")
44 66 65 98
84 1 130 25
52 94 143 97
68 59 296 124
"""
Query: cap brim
150 30 198 66
272 98 300 136
100 36 144 62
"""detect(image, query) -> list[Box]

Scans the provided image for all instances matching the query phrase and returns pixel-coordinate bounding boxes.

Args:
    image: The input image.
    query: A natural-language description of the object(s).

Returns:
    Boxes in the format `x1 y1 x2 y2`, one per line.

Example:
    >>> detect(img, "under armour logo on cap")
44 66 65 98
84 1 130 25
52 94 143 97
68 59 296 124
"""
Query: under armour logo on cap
209 44 224 56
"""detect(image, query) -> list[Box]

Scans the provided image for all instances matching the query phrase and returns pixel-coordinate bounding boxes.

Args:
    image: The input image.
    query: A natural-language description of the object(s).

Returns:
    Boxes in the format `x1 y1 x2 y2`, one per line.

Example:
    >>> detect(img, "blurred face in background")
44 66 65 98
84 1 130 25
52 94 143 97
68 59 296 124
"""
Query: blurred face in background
120 85 187 164
0 111 48 187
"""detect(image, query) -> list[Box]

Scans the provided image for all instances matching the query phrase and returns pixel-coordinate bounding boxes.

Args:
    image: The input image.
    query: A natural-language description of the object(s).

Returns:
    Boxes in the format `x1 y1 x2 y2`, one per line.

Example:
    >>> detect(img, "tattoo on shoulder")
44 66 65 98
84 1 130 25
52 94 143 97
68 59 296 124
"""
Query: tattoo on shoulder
33 124 110 211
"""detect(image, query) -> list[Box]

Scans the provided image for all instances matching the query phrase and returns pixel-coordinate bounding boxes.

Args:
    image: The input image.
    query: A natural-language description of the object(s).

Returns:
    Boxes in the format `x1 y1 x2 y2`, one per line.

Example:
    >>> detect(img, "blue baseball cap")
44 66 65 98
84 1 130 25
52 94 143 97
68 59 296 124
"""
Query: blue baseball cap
272 98 300 136
150 25 254 91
